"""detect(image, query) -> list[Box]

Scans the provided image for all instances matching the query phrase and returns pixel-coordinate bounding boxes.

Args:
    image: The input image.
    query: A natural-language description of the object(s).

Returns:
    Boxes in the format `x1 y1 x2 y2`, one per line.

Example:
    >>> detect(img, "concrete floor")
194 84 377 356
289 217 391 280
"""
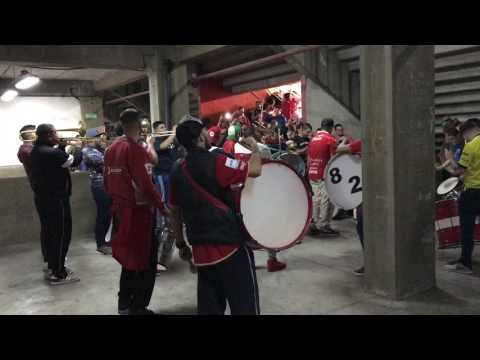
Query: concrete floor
1 219 480 315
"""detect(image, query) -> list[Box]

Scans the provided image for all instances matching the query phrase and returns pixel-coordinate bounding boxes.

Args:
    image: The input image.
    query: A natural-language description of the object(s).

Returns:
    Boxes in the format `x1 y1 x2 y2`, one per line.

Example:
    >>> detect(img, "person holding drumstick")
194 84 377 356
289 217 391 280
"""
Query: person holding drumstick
444 118 480 274
336 139 363 275
169 115 262 315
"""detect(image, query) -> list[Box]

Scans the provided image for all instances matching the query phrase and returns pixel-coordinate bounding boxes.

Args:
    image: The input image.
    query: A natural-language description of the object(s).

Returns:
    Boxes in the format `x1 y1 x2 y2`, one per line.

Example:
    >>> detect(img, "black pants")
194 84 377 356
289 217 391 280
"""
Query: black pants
34 196 72 277
34 197 49 263
197 246 260 315
356 205 364 249
459 189 480 269
118 231 158 312
91 186 112 248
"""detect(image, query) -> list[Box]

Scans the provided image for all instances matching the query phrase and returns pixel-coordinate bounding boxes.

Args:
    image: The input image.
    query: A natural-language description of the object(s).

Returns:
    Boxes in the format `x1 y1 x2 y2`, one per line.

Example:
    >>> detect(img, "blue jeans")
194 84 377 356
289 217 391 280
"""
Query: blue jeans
91 186 112 248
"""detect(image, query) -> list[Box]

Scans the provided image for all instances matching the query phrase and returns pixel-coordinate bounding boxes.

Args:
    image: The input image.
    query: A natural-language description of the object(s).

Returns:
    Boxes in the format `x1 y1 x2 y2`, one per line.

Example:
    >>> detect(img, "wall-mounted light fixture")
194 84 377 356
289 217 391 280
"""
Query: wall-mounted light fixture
0 88 18 102
14 70 40 90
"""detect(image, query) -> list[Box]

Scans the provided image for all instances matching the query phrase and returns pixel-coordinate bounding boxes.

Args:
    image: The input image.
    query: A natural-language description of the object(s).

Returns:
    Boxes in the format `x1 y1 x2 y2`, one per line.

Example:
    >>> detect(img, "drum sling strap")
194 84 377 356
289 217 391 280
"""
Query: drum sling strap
180 160 230 213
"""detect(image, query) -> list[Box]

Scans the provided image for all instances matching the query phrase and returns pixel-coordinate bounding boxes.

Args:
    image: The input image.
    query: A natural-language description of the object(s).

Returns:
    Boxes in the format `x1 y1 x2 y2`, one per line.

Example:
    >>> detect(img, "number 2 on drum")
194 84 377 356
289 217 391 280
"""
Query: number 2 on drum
329 168 362 194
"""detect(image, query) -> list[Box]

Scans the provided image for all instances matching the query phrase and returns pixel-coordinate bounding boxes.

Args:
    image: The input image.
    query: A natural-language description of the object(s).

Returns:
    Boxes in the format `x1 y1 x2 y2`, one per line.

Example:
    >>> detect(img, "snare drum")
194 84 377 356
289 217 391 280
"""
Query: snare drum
435 199 461 249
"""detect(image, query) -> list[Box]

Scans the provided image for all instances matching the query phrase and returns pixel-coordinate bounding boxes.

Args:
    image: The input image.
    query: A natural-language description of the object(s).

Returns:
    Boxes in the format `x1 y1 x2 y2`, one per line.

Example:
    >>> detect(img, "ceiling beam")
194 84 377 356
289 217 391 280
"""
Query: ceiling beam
0 45 150 70
193 45 322 82
175 45 229 63
94 70 146 92
223 64 295 87
0 78 95 97
230 73 301 94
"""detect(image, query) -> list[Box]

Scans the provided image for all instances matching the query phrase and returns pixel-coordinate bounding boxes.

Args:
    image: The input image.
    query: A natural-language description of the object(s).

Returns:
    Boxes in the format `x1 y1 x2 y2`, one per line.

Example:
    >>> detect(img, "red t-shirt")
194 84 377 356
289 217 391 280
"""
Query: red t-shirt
169 153 249 266
308 130 337 181
208 125 221 145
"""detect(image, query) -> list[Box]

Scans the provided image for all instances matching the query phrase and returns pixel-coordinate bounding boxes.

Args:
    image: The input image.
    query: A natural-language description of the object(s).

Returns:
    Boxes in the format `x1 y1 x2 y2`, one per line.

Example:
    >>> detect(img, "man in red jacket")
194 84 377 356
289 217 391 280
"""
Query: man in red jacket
104 108 169 315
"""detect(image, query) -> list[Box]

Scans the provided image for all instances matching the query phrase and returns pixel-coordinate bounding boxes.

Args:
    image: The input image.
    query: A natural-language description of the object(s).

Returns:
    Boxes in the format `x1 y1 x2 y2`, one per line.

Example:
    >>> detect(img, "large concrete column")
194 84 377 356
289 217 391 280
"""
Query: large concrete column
361 45 436 300
145 49 169 126
170 64 190 124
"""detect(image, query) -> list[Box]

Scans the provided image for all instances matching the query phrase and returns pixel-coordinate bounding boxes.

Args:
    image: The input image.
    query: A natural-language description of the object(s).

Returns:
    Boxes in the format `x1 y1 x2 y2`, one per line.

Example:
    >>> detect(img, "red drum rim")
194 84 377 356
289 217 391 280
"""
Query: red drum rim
241 159 313 251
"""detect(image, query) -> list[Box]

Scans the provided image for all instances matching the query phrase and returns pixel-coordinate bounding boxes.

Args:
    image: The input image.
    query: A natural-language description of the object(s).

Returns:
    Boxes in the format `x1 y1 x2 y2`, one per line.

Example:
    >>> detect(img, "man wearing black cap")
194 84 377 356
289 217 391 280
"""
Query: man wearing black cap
104 108 167 315
30 124 80 285
169 115 263 315
445 118 480 274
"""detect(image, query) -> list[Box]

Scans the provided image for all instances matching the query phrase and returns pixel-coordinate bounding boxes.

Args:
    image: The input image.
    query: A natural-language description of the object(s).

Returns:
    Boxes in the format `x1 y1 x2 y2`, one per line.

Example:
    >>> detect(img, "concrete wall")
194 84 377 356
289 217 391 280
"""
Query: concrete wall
304 78 361 138
0 167 95 247
0 96 82 166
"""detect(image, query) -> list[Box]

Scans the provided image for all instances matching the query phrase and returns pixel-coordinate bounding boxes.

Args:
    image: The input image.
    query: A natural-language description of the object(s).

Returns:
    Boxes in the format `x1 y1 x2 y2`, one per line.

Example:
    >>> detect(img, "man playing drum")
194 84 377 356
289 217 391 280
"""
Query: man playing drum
444 118 480 274
169 116 263 315
308 119 340 236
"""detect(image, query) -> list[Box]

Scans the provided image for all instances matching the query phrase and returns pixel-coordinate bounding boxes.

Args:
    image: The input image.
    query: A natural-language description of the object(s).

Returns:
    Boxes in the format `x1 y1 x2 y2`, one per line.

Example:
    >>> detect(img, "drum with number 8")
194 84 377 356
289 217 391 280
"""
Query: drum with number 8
323 154 363 211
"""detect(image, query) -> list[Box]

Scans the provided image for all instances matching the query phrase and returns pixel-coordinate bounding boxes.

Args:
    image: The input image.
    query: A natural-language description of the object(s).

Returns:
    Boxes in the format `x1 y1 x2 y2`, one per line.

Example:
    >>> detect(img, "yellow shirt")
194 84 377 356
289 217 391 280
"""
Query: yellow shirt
458 135 480 189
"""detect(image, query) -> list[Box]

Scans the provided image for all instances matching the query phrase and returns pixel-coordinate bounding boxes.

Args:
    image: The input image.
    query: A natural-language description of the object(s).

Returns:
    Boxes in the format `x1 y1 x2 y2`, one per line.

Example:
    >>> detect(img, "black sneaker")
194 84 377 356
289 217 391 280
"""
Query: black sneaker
353 267 365 276
308 226 321 236
318 226 340 236
118 308 130 315
130 308 156 315
444 261 473 274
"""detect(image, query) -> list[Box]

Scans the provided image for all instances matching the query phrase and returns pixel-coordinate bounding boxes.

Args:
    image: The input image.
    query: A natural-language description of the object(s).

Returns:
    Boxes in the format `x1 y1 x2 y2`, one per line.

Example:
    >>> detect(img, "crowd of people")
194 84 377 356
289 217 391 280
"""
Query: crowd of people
14 91 373 314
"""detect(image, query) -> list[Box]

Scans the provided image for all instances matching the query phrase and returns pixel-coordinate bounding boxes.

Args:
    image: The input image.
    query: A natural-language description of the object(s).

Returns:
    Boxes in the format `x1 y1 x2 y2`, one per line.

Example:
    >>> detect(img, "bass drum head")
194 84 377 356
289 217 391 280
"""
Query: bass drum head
324 154 362 211
240 161 312 250
277 153 305 177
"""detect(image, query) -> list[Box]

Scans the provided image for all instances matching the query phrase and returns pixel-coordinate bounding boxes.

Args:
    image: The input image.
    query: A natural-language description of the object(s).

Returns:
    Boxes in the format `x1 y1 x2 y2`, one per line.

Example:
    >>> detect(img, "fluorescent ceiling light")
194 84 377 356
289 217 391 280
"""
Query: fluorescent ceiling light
1 89 18 102
14 70 40 90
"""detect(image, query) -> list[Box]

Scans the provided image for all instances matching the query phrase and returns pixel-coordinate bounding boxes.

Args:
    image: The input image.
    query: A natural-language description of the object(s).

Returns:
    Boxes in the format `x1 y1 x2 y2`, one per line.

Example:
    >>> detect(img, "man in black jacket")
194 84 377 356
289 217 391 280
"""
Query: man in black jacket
30 124 80 285
169 115 263 315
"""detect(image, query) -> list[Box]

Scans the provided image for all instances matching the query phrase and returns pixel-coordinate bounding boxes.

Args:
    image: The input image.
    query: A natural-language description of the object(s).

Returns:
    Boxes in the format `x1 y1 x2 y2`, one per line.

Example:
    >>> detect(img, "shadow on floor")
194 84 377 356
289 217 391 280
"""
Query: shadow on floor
156 305 197 315
406 286 469 307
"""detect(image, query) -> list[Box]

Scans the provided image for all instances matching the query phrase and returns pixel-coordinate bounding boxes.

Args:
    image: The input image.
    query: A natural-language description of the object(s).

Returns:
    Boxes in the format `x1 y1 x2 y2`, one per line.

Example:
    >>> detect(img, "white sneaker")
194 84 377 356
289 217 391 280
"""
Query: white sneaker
49 274 80 286
444 262 473 274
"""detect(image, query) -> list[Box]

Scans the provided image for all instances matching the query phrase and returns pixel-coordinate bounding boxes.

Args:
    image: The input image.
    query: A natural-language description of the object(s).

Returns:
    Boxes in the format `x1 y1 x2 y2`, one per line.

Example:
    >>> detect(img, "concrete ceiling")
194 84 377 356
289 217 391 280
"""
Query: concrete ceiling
0 63 117 81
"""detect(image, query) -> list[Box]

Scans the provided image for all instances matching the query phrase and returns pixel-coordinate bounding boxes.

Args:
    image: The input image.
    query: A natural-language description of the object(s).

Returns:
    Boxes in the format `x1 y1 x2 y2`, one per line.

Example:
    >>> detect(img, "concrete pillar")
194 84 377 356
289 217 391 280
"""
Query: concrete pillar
361 45 436 300
80 97 104 128
170 64 190 124
340 62 350 106
145 49 169 127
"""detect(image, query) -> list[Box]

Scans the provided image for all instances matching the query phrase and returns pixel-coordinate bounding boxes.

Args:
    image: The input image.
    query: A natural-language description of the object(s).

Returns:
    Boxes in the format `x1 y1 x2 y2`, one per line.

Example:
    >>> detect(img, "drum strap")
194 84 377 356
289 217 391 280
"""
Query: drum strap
180 161 230 213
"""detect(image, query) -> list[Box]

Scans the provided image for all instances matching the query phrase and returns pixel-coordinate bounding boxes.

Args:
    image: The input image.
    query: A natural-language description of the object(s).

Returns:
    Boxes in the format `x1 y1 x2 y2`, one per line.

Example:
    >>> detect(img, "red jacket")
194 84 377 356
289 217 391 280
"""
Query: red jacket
104 136 165 270
308 131 337 181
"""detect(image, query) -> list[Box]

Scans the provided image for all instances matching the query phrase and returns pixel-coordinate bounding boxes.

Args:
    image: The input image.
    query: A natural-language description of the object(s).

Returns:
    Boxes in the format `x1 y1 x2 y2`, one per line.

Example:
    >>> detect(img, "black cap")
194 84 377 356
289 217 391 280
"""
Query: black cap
119 108 140 125
321 118 335 129
176 115 205 150
36 124 55 136
460 118 480 135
